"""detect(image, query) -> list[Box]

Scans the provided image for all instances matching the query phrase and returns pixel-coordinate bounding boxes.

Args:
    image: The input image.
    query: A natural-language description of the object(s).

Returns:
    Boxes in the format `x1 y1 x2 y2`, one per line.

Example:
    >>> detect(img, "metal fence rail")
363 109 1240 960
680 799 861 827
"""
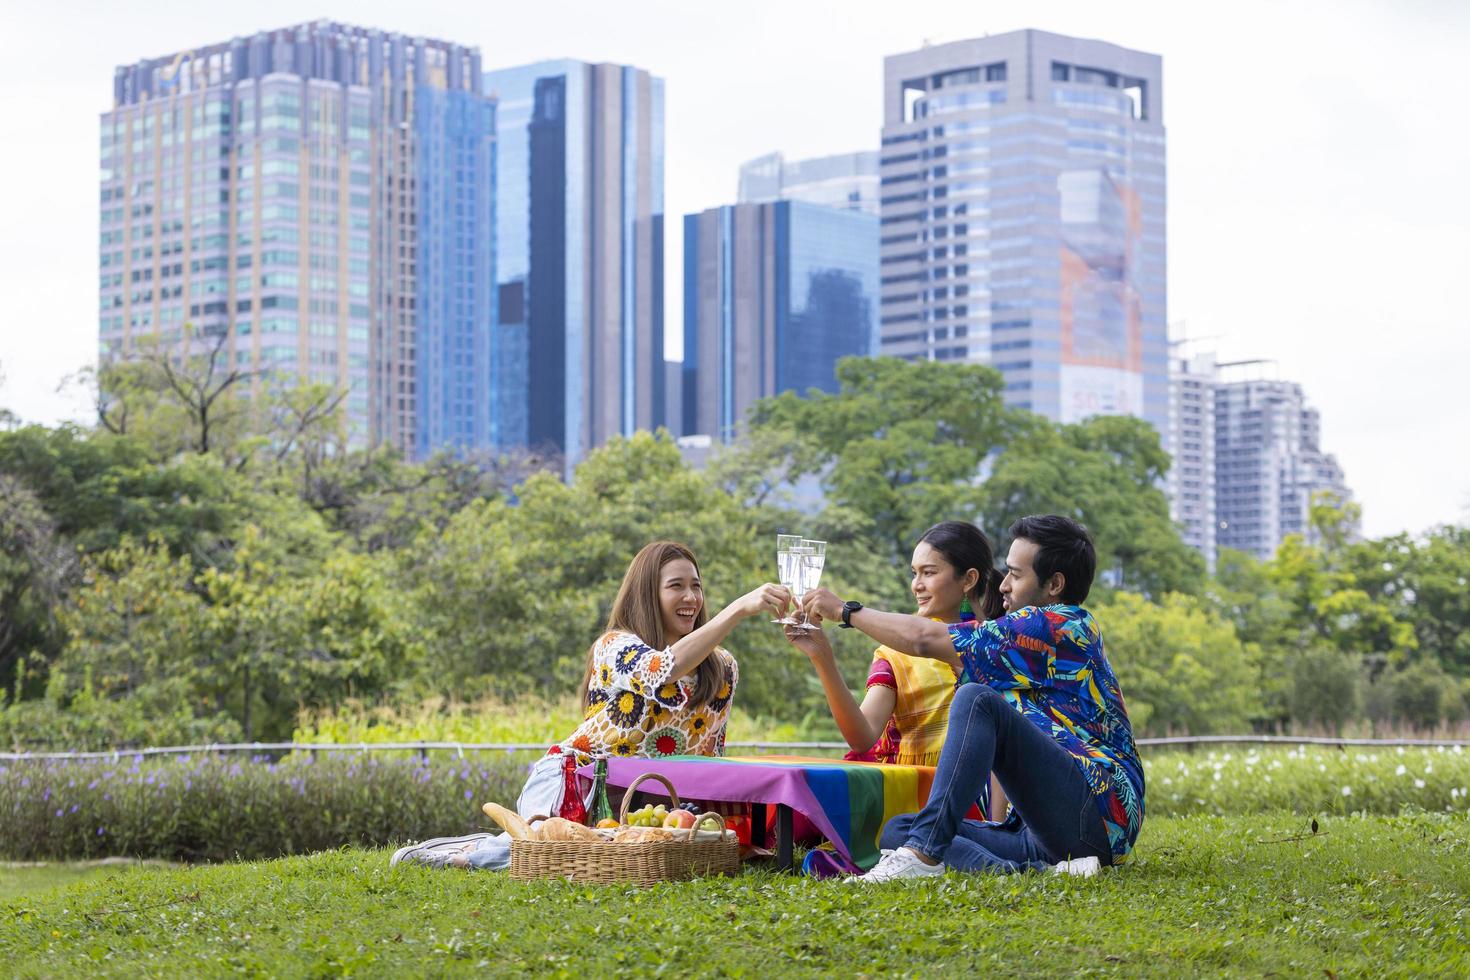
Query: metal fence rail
3 733 1467 762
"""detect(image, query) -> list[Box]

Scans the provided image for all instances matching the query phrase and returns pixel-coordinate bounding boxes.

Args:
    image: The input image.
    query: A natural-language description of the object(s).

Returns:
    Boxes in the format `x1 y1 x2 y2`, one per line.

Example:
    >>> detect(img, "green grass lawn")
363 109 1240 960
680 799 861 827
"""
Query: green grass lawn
3 813 1467 978
0 865 124 903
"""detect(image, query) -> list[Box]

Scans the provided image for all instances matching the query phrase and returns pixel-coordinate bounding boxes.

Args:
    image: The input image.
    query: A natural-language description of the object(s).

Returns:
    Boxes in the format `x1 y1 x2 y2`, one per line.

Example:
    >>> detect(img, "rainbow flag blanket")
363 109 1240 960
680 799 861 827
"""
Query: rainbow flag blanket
594 755 936 870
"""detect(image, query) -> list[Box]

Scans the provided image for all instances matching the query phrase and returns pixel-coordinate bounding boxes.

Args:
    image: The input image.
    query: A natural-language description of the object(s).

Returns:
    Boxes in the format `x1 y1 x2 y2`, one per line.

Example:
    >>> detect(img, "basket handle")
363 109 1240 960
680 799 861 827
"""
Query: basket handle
617 771 682 823
689 810 732 842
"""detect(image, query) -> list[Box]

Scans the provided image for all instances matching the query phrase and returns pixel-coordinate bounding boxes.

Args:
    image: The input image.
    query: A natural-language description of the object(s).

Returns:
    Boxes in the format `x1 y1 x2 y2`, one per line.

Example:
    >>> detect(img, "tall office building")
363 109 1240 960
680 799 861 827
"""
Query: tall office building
682 200 879 441
1214 365 1354 560
1167 347 1218 572
484 60 665 464
880 30 1168 440
738 151 880 216
101 21 499 457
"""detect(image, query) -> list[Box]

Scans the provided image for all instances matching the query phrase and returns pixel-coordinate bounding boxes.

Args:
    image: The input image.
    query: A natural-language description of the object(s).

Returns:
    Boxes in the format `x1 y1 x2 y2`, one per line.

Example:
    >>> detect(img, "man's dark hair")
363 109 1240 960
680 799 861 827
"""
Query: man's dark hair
1008 515 1096 605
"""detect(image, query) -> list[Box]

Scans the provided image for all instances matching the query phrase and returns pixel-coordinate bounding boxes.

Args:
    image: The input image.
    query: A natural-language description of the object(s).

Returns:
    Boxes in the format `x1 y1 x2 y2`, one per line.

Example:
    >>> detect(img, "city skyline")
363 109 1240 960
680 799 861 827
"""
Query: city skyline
0 0 1465 538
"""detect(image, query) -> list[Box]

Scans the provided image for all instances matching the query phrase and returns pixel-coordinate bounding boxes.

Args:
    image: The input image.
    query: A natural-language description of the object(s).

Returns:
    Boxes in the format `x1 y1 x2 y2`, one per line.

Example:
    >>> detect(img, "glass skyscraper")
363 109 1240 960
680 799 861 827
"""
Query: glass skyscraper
682 200 879 441
101 21 499 457
484 60 665 465
738 150 880 216
880 30 1168 441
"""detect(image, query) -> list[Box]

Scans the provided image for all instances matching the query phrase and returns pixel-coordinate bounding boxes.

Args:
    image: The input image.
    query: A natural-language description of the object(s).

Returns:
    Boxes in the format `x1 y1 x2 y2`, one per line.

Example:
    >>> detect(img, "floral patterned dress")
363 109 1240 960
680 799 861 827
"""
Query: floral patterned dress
554 631 739 764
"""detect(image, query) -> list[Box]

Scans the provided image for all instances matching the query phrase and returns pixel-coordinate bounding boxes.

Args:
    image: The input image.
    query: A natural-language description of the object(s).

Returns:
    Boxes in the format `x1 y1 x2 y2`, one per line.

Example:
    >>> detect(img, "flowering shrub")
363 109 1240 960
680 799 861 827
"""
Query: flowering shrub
0 751 527 862
1143 745 1470 816
4 745 1467 862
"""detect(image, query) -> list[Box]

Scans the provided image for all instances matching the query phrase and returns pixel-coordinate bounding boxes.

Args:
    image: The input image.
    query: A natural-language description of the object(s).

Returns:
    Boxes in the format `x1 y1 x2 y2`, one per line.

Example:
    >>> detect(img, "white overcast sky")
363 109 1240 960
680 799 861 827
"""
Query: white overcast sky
0 0 1465 538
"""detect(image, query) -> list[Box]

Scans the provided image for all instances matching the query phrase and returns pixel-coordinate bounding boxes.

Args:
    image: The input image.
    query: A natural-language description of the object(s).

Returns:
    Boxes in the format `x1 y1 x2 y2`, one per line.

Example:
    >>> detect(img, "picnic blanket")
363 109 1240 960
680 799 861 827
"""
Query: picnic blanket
592 754 936 870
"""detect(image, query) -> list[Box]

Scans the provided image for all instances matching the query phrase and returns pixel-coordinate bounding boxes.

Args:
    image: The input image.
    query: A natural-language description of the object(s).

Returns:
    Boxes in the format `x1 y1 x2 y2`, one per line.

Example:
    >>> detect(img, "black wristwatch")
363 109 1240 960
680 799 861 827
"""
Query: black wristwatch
840 600 864 629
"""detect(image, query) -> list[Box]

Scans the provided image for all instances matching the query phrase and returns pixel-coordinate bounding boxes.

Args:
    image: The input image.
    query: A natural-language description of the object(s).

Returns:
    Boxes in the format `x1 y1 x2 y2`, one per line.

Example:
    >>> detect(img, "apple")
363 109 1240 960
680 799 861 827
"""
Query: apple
662 809 697 830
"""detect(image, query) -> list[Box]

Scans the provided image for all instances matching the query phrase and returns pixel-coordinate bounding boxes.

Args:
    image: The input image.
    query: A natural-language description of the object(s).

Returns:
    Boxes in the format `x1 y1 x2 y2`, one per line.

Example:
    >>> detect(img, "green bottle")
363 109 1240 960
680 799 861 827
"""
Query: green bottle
588 755 613 825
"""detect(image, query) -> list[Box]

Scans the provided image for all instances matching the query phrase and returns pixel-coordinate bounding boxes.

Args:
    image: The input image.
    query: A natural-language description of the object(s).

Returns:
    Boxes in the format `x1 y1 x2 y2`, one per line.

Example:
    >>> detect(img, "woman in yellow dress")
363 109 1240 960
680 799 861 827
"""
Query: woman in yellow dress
785 522 1006 814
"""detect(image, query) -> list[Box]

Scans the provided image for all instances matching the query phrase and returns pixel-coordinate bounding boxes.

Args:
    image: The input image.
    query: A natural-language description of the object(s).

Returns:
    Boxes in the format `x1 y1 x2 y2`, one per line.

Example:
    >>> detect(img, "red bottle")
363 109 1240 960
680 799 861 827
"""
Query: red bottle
557 752 589 825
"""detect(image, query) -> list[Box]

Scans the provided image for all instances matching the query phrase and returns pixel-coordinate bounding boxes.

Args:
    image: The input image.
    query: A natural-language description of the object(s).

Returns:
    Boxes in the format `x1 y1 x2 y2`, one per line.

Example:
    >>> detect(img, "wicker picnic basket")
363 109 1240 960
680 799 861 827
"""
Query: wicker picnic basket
508 772 740 885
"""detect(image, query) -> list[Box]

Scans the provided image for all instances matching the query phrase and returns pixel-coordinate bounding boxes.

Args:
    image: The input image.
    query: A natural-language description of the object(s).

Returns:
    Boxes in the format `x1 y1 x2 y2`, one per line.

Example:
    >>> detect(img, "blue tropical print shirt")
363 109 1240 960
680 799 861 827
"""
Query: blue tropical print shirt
948 604 1145 861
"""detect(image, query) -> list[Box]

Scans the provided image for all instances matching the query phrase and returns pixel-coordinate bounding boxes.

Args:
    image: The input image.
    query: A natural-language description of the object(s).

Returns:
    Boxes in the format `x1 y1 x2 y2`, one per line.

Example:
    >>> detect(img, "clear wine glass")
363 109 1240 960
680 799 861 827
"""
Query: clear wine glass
796 539 827 631
774 534 803 625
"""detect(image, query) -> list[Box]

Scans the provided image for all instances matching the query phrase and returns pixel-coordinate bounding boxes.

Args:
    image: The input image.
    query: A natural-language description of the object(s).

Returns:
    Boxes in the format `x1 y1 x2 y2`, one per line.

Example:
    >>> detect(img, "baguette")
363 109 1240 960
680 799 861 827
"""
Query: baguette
482 801 532 840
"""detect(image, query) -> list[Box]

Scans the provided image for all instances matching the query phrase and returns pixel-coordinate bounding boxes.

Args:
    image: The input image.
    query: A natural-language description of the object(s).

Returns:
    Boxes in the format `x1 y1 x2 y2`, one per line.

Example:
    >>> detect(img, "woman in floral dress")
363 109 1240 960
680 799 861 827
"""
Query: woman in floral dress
392 541 787 869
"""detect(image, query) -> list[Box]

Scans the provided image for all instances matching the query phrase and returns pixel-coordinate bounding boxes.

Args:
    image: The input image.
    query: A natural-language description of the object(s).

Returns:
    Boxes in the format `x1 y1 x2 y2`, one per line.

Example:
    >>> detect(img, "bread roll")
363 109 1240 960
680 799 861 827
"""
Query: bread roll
535 817 602 842
482 802 531 840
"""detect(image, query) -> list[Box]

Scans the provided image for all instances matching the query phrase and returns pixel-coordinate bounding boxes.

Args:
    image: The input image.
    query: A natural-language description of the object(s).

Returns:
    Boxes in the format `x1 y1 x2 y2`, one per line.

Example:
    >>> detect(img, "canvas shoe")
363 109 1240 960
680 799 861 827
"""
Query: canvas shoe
1051 855 1102 878
390 833 493 867
847 846 946 883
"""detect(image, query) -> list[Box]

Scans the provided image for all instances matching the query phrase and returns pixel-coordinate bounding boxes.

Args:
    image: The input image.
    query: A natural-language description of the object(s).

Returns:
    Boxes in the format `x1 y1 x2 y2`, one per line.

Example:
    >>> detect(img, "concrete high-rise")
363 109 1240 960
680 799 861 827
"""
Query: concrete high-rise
1168 346 1218 571
484 60 665 464
101 22 500 457
682 201 879 441
880 30 1168 440
1214 365 1354 560
738 151 880 216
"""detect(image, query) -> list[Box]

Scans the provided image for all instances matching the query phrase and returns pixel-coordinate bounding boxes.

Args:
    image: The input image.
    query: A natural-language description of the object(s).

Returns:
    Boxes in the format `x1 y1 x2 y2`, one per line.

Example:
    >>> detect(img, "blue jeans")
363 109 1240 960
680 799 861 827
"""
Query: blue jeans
881 683 1112 873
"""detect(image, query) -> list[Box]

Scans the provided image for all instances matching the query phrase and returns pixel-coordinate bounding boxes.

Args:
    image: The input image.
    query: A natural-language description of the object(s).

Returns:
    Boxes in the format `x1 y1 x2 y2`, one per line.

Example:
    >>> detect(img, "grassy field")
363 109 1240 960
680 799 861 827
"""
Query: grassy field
0 864 125 903
3 812 1467 977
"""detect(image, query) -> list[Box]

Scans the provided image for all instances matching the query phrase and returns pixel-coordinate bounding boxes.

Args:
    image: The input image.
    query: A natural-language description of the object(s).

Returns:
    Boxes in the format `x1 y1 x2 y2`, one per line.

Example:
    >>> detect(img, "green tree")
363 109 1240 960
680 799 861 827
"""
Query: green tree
1284 646 1363 734
0 475 77 694
748 357 1014 566
1097 591 1261 736
983 415 1205 597
1344 524 1470 678
1371 659 1467 731
87 329 258 465
197 529 424 740
406 432 823 720
6 535 239 748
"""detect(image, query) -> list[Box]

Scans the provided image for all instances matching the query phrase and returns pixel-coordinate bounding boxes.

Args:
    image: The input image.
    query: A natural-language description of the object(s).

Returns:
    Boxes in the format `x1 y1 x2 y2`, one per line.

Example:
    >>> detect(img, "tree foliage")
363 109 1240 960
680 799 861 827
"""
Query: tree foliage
2 355 1466 747
1098 592 1259 736
983 415 1205 597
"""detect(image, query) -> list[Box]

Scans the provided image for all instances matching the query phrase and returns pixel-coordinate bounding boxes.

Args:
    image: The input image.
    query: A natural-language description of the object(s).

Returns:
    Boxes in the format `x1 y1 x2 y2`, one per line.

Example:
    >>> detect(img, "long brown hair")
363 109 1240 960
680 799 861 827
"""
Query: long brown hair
578 541 724 708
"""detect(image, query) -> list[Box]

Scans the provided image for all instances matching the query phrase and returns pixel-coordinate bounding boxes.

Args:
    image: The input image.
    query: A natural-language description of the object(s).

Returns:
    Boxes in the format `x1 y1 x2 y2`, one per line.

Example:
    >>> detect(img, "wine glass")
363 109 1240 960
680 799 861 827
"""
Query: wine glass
796 539 827 631
773 534 802 625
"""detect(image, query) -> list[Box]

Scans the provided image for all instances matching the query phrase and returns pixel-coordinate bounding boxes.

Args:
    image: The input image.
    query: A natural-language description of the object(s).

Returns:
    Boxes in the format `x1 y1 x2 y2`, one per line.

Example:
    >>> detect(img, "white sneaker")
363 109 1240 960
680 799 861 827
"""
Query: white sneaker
390 833 490 867
1051 855 1101 878
848 846 945 883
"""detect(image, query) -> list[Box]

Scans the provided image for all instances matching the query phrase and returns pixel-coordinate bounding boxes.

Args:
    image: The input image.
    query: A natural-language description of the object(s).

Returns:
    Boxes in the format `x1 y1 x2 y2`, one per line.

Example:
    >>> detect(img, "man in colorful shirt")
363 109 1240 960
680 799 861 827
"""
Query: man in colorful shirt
800 515 1144 881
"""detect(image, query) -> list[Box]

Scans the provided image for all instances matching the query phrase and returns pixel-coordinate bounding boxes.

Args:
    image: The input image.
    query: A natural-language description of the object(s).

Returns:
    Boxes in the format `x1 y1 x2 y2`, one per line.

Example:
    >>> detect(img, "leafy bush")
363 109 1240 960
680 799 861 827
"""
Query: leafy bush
0 752 526 862
5 745 1469 862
